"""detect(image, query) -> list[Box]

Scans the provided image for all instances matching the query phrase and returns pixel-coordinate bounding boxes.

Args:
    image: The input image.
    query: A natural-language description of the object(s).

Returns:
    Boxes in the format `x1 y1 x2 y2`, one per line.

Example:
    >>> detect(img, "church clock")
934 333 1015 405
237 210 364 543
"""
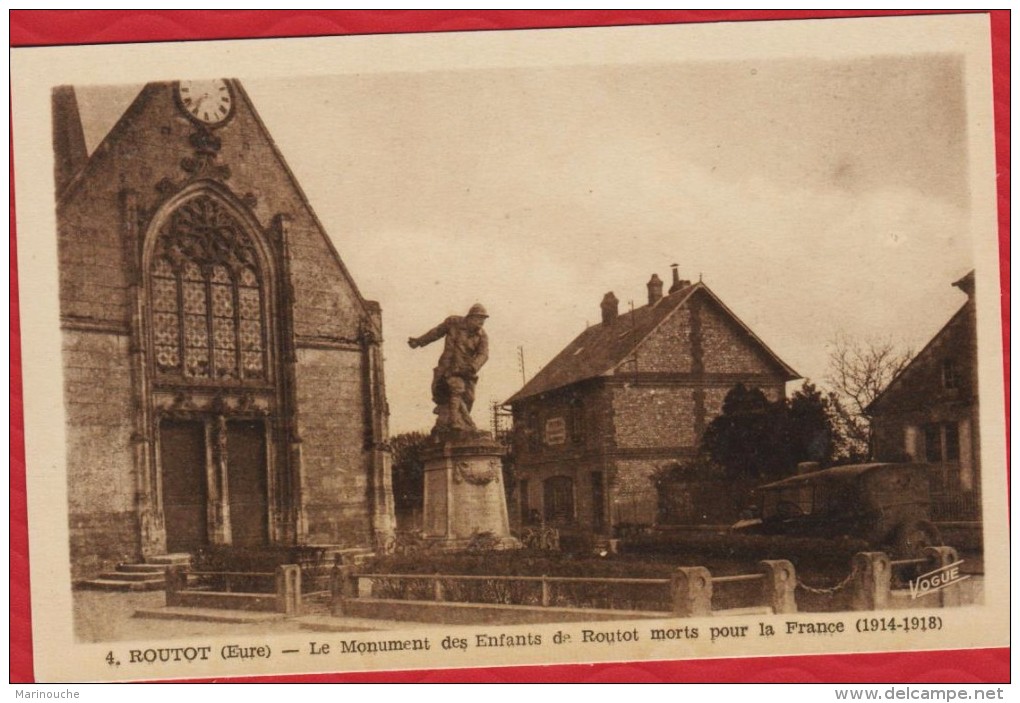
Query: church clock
176 79 234 127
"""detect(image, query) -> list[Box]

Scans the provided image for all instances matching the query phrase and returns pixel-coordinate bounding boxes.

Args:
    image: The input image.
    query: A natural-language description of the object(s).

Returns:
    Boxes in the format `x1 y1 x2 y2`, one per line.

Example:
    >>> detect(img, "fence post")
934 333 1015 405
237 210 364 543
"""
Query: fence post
276 565 301 615
541 576 550 607
434 574 444 602
923 545 962 607
851 552 890 611
165 565 185 607
759 559 797 614
671 566 712 617
330 565 356 617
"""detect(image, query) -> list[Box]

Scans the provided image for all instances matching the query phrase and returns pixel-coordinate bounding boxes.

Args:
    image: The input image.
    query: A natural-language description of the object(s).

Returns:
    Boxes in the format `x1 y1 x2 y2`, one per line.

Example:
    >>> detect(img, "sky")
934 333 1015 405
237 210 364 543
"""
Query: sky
75 52 976 434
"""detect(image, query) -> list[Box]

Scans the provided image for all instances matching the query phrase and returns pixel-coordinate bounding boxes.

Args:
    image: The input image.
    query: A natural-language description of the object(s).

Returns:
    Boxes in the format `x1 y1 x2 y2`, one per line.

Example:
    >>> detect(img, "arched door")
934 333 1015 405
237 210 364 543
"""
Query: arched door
146 192 277 550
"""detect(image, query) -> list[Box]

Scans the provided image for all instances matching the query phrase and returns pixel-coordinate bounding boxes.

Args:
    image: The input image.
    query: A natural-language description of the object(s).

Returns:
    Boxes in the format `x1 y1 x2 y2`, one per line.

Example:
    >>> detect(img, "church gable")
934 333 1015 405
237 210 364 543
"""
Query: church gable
58 80 370 342
56 80 395 578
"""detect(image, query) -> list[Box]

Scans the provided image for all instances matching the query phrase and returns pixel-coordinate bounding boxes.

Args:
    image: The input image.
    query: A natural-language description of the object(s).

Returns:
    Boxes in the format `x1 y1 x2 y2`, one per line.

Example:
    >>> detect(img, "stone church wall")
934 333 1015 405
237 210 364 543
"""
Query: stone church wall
62 329 138 580
57 81 392 575
295 347 373 546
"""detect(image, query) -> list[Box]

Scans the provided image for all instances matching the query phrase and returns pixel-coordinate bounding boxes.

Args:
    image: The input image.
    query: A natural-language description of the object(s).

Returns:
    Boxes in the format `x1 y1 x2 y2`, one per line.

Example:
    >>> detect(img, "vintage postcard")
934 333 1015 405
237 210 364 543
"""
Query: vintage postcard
11 12 1009 683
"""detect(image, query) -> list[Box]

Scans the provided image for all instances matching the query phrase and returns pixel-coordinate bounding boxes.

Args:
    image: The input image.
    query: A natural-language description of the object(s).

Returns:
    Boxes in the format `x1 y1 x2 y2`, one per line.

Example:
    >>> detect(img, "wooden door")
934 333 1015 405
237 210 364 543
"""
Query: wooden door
160 419 209 553
226 420 269 546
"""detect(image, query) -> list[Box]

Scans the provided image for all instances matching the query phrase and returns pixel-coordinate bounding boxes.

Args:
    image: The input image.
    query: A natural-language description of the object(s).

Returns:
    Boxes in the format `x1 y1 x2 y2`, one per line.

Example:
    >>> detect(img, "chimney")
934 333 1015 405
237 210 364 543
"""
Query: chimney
668 263 693 294
600 292 619 325
646 274 663 305
668 264 683 293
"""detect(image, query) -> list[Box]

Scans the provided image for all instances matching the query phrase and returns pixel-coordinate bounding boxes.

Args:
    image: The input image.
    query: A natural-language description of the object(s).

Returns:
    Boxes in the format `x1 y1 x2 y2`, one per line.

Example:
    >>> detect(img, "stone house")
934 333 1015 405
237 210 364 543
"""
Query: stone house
54 80 394 580
868 271 980 522
504 266 798 535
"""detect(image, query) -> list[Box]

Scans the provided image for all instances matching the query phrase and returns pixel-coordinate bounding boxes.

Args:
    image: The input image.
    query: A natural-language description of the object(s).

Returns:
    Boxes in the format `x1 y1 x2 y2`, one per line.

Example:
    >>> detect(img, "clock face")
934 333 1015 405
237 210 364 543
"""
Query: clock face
177 79 234 126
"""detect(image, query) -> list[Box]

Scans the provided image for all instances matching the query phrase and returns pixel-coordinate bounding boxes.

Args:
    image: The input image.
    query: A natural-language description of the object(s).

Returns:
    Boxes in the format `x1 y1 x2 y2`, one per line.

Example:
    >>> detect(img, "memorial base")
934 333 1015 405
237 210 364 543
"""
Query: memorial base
421 432 520 550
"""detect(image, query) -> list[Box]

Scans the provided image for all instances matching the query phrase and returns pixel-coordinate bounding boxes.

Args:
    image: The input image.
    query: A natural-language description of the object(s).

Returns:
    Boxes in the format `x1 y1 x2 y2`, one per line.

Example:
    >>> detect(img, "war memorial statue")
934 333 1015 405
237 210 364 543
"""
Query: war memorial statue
408 303 490 435
408 303 517 548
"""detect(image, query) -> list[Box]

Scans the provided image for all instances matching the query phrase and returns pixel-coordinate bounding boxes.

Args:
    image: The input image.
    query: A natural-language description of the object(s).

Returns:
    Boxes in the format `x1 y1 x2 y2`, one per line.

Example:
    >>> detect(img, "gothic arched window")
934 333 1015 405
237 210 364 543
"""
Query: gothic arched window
149 195 267 383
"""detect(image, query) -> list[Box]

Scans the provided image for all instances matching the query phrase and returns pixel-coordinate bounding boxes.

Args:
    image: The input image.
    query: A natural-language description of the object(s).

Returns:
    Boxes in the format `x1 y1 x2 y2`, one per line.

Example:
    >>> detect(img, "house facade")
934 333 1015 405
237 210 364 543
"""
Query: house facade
505 267 798 535
868 271 980 522
54 80 395 579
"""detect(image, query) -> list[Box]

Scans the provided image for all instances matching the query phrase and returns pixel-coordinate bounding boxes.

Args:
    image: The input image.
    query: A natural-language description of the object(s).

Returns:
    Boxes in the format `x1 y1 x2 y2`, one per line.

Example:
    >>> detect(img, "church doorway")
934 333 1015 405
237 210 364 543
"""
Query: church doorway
159 419 209 554
226 419 269 546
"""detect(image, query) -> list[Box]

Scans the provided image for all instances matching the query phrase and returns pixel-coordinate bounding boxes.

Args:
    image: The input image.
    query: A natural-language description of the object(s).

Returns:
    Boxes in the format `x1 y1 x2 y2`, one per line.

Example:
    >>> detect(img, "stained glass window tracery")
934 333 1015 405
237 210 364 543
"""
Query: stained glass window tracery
149 195 267 383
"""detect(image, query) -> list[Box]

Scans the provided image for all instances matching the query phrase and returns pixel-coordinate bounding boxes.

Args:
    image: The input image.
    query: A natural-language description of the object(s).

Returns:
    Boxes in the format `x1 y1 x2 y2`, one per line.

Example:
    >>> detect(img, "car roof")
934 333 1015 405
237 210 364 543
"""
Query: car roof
757 462 926 491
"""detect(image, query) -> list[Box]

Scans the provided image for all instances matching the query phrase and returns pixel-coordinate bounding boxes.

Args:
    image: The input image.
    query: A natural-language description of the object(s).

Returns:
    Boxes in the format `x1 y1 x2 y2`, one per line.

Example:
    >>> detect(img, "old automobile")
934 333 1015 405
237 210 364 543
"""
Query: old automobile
732 463 941 557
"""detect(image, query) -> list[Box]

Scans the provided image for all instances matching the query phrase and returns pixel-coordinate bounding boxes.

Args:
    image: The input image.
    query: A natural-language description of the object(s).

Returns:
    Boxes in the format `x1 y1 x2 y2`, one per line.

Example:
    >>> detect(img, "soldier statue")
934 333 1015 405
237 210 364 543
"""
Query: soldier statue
408 303 490 435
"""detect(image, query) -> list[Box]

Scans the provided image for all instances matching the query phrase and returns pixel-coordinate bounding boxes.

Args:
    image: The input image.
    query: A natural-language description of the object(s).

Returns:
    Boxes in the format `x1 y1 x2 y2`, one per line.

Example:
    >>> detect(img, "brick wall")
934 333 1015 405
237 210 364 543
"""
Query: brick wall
699 298 775 374
511 382 614 467
634 306 694 372
611 385 697 448
611 458 659 526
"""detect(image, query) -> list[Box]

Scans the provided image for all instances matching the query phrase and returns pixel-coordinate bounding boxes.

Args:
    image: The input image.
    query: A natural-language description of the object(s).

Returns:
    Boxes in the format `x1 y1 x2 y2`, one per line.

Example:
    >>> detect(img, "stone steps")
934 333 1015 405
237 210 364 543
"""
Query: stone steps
79 553 193 592
81 571 165 587
79 548 375 592
116 563 168 574
96 570 166 583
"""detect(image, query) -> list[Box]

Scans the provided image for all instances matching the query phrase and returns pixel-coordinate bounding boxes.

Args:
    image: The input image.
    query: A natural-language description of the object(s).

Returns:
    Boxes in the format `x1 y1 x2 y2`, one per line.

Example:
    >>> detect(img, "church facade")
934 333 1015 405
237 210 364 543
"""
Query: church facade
54 80 394 580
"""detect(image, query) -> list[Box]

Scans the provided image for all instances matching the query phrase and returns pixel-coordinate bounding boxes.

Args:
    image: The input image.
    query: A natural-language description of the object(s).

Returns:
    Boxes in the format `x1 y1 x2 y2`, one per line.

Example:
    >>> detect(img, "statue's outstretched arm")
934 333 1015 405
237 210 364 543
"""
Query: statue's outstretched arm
408 319 449 349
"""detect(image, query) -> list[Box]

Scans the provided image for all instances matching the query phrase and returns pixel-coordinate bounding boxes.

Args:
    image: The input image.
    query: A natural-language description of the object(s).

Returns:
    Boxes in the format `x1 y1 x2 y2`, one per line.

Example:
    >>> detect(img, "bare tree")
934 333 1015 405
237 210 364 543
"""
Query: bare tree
826 333 914 461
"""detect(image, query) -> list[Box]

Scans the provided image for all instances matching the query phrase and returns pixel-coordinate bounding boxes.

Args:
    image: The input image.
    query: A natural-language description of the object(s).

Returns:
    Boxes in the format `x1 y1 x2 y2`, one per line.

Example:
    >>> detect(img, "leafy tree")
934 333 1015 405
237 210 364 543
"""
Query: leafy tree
701 385 790 481
786 382 841 465
390 431 430 515
701 382 842 481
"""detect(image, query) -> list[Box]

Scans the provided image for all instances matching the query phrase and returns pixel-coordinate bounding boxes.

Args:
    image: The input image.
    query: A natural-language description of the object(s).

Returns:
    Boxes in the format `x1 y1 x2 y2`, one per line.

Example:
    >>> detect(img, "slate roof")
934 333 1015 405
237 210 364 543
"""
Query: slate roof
505 282 799 404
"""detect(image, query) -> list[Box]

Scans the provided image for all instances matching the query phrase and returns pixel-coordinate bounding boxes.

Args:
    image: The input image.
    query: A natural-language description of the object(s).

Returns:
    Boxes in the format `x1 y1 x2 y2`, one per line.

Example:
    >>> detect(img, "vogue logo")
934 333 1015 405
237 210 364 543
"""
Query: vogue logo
909 560 969 599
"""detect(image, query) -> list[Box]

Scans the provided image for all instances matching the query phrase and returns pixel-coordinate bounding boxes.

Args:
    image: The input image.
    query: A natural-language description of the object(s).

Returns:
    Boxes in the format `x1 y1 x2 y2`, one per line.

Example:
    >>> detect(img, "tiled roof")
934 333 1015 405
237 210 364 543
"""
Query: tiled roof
505 282 797 404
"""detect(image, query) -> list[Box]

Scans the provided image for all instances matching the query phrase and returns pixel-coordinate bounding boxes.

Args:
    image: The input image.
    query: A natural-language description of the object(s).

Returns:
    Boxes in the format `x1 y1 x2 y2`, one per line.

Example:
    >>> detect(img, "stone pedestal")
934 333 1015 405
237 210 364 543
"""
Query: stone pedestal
421 433 519 549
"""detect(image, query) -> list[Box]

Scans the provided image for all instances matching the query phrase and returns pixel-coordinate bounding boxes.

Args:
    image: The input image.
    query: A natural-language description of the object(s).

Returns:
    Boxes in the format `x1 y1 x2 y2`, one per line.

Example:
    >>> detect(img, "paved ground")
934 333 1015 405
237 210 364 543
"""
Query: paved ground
73 591 402 643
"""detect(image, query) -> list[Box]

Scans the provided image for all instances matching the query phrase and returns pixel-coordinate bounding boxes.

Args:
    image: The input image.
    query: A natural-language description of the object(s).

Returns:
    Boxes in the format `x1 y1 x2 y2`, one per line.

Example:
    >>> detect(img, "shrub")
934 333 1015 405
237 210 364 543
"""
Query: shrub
620 530 869 580
360 550 676 611
190 545 333 594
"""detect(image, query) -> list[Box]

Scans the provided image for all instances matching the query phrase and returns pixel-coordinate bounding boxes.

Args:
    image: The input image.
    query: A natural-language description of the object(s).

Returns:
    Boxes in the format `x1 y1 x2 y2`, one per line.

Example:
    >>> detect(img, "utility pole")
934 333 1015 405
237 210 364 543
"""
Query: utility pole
517 345 526 385
629 299 639 373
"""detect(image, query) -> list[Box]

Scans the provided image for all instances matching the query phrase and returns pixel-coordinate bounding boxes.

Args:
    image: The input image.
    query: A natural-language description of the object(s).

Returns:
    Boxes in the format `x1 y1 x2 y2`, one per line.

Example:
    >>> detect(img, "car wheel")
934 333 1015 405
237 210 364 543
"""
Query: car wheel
892 519 942 560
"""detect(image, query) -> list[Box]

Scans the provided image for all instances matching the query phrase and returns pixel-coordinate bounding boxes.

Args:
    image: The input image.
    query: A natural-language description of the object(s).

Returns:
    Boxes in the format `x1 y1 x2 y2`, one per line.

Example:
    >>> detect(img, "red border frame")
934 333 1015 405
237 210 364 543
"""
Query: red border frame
9 10 1010 684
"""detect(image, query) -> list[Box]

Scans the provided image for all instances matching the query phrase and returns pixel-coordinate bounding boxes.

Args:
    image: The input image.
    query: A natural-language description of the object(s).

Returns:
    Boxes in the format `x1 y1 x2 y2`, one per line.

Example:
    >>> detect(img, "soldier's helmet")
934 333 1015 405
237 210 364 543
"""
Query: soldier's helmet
467 303 489 318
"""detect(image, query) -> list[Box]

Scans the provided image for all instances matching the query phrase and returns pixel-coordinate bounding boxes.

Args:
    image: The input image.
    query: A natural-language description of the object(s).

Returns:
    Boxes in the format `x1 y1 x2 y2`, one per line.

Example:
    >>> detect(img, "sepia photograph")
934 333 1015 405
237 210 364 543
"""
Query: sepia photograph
10 11 1009 683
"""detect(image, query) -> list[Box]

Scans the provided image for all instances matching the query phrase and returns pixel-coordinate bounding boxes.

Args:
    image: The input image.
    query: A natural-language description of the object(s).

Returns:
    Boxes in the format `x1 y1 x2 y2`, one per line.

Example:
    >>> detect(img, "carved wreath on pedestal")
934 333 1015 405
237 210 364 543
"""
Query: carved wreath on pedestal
453 459 501 486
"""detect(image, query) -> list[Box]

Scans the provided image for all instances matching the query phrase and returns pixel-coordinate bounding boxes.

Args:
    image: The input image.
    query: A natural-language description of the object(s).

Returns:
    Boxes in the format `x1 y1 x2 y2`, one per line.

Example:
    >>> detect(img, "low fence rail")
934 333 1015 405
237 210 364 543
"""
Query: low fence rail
165 565 301 615
328 546 964 618
329 559 797 617
161 546 965 619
